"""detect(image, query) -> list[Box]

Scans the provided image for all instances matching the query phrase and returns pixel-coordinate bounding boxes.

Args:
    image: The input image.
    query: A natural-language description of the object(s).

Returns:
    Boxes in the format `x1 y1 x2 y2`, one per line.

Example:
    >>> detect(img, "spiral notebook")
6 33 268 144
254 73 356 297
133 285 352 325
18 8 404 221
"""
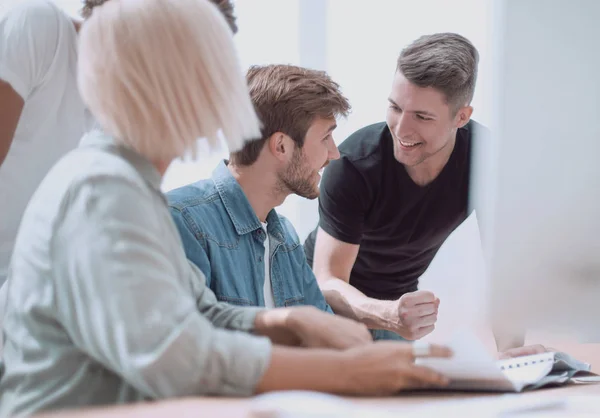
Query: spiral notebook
416 330 600 392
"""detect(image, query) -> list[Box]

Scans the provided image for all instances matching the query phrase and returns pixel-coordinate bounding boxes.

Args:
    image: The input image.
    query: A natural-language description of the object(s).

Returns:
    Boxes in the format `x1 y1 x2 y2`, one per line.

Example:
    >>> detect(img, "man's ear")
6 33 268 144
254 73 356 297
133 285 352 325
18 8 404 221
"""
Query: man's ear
267 131 294 162
455 105 474 129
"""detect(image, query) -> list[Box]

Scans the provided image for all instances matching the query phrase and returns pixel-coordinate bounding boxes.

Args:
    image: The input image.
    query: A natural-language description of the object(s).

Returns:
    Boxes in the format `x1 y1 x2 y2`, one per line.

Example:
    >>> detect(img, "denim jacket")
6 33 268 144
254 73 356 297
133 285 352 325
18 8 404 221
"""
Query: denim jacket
167 161 332 312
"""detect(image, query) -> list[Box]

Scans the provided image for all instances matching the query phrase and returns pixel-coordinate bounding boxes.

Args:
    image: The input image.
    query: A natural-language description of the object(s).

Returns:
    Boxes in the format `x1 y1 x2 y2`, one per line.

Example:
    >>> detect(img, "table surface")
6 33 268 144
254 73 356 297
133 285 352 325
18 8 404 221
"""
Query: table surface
38 383 600 418
38 342 600 418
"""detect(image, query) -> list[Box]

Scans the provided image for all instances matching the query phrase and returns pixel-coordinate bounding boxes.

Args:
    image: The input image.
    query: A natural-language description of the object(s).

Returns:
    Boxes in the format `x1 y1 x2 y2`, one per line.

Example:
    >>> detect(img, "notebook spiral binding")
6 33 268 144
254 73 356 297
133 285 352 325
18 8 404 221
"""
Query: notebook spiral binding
500 355 554 371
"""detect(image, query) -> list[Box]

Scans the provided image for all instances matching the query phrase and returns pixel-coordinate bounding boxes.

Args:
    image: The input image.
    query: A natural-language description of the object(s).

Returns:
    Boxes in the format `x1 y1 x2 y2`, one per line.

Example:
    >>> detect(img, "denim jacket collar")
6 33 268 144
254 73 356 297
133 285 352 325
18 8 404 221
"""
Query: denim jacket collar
212 160 285 240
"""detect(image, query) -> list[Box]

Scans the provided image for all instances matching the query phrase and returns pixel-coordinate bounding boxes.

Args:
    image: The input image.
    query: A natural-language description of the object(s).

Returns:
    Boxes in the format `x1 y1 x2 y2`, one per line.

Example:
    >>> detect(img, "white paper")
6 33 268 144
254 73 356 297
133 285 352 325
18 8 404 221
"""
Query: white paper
417 211 490 341
416 329 562 392
499 353 556 387
416 329 515 388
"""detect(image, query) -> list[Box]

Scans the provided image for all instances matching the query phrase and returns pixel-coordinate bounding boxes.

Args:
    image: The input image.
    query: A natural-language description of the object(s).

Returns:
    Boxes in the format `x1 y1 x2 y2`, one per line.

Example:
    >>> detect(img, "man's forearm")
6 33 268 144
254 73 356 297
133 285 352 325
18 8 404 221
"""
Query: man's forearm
256 346 349 394
0 79 24 168
253 309 301 346
319 277 392 330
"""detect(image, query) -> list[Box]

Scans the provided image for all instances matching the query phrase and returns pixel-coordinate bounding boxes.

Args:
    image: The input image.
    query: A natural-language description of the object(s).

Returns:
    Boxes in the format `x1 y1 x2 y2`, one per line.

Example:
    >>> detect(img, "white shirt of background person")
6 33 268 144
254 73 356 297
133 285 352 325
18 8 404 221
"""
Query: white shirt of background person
0 0 95 286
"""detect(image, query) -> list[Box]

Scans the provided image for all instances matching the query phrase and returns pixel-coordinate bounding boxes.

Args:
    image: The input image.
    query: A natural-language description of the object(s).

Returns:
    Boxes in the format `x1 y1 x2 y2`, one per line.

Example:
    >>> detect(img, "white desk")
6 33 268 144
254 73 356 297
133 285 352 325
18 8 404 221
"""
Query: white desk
38 343 600 417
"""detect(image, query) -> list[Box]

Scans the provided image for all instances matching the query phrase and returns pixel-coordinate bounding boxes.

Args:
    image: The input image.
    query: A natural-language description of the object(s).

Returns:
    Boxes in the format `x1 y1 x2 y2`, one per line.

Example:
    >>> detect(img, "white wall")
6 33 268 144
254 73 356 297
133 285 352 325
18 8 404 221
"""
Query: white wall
327 0 492 140
50 0 494 343
52 0 492 242
162 0 303 193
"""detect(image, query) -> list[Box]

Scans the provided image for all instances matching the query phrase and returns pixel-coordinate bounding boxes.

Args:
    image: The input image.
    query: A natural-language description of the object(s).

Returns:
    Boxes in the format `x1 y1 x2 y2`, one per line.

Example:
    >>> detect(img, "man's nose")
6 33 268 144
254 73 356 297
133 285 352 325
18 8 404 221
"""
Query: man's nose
395 112 414 139
327 140 340 161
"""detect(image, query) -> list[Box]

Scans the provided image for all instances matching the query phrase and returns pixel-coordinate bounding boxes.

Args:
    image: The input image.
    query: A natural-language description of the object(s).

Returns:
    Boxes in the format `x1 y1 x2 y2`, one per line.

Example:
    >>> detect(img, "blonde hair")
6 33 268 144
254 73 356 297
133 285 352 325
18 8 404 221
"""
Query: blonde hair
77 0 260 162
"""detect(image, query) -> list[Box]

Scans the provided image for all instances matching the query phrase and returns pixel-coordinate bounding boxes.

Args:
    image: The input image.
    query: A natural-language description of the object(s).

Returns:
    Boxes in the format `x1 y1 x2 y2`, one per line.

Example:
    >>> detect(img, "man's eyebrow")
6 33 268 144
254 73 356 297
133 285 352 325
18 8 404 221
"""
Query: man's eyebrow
387 98 436 117
414 110 436 117
324 123 337 135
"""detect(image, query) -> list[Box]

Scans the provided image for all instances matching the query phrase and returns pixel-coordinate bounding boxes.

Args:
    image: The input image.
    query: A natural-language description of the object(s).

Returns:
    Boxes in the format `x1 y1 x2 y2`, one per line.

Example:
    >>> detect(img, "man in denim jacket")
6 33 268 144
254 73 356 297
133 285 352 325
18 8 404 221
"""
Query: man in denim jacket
167 64 349 311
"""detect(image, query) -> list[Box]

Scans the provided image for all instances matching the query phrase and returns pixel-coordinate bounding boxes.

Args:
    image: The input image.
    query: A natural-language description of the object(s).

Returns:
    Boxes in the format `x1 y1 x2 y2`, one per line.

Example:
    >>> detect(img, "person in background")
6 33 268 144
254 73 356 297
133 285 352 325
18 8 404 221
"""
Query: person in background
0 0 93 287
0 0 452 415
0 0 238 346
168 64 348 312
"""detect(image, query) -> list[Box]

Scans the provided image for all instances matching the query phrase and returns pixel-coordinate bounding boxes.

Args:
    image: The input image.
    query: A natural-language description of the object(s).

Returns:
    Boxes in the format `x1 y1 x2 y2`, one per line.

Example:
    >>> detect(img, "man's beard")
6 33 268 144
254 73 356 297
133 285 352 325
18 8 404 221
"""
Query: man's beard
277 148 319 200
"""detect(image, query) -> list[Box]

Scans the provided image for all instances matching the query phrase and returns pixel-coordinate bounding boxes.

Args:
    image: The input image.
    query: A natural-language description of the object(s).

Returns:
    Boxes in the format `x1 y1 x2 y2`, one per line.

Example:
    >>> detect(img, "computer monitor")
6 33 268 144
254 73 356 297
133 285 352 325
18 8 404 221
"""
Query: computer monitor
477 0 600 342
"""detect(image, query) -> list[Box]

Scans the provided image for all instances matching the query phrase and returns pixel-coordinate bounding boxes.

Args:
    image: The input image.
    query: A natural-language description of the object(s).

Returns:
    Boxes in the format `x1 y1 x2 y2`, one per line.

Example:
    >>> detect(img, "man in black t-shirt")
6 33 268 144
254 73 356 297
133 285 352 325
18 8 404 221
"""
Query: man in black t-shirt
304 33 550 357
304 33 480 342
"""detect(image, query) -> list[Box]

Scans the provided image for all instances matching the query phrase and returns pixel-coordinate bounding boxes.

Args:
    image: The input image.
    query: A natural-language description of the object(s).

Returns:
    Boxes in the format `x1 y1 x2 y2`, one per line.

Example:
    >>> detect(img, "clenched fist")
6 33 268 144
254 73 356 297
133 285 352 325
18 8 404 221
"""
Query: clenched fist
383 290 440 340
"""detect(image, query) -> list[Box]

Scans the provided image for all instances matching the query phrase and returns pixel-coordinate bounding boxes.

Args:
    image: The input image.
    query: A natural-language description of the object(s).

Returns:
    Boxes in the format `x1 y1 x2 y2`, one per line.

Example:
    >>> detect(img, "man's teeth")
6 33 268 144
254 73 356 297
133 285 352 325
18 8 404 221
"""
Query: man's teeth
401 141 420 147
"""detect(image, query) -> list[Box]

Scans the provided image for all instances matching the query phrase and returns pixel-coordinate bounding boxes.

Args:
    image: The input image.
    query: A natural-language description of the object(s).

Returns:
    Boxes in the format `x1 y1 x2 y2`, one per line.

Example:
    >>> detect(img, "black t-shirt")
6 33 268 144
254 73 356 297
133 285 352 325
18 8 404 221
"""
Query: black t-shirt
304 121 479 301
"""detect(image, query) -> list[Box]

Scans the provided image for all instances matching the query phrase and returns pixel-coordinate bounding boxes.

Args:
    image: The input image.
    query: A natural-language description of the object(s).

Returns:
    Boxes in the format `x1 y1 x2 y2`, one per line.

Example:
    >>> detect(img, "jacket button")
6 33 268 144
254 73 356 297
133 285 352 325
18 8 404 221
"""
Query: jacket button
258 256 263 262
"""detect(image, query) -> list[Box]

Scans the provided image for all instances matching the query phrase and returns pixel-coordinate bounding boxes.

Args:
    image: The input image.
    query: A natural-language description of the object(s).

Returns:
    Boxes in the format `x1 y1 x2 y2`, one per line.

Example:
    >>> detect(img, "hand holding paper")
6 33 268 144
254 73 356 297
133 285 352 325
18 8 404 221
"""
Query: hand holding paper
498 344 550 360
416 329 598 392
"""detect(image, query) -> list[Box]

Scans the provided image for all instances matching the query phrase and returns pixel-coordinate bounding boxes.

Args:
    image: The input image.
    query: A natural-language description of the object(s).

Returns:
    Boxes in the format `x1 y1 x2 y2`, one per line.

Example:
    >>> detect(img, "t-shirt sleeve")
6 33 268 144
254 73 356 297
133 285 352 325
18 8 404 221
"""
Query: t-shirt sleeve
0 0 62 99
318 157 370 245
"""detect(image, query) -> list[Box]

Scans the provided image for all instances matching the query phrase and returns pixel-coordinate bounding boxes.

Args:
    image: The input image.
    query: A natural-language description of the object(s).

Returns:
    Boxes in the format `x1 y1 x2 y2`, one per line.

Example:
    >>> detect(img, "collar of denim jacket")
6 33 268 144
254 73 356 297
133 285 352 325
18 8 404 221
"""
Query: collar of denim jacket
212 160 285 240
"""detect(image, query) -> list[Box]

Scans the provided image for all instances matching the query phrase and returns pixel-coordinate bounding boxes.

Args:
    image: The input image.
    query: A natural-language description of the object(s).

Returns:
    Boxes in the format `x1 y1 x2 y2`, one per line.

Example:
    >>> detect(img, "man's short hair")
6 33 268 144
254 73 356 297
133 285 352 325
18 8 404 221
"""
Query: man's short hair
397 32 479 112
80 0 111 19
230 64 351 166
81 0 238 34
208 0 237 34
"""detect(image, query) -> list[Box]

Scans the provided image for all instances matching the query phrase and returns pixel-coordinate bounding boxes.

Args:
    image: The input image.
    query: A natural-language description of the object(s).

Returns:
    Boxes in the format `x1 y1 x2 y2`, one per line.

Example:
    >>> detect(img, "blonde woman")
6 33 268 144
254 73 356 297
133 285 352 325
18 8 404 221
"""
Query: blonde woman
0 0 237 345
0 0 451 415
